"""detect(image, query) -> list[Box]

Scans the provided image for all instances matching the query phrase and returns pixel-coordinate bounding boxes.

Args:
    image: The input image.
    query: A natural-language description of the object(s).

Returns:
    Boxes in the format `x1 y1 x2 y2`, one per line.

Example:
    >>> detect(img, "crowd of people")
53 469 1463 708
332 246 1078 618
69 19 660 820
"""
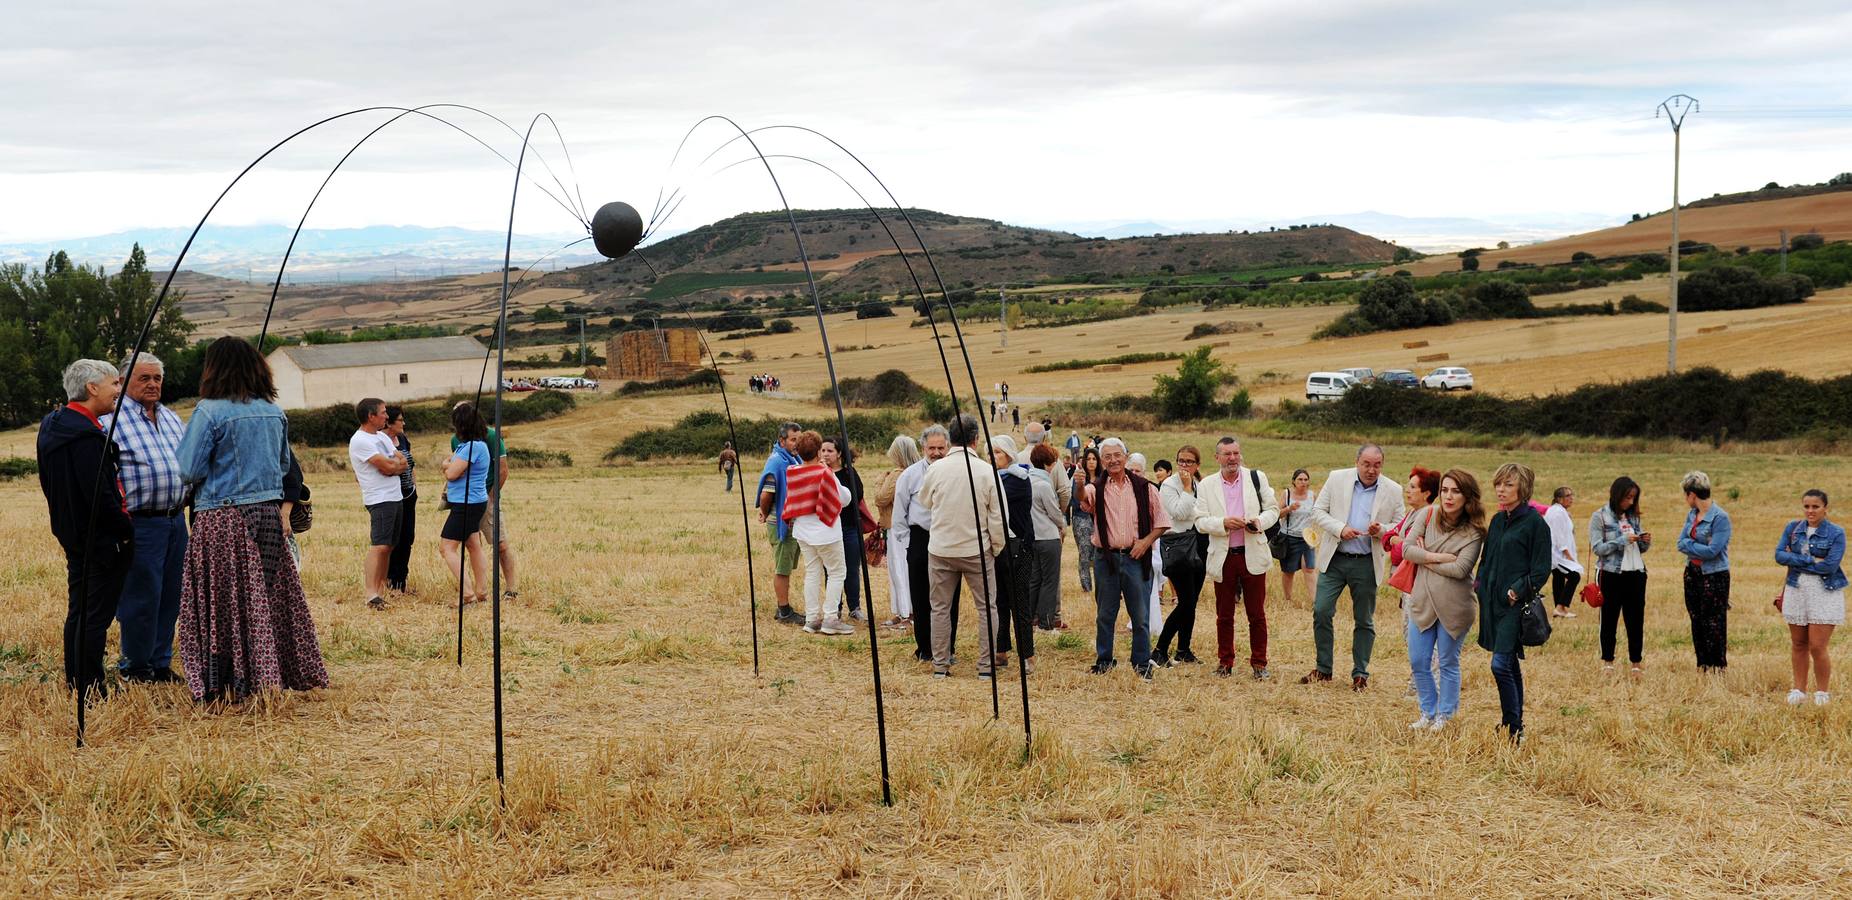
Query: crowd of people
36 344 526 707
746 374 782 394
754 414 1847 742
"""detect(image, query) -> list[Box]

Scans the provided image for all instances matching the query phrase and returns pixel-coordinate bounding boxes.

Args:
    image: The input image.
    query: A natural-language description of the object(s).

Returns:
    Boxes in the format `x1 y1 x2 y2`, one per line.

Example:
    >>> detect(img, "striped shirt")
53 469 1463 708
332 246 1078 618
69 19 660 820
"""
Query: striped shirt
100 402 188 513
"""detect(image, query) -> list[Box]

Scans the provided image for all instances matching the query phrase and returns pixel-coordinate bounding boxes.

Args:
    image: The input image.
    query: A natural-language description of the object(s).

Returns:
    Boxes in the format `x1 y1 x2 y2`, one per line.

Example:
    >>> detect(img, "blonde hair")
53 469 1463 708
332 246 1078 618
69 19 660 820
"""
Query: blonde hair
1492 462 1535 506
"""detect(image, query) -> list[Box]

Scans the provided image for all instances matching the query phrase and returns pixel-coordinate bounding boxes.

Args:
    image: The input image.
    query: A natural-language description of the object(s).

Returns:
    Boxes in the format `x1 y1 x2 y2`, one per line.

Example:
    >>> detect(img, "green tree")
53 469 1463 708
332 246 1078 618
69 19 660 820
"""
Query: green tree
0 244 195 426
1461 255 1480 272
1153 346 1224 421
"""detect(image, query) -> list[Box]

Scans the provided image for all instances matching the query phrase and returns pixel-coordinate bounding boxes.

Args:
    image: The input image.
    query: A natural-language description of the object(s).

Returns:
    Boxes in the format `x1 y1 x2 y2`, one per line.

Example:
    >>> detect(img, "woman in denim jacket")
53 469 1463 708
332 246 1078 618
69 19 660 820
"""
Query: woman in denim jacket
1675 471 1732 672
174 337 328 703
1588 476 1652 675
1775 489 1845 706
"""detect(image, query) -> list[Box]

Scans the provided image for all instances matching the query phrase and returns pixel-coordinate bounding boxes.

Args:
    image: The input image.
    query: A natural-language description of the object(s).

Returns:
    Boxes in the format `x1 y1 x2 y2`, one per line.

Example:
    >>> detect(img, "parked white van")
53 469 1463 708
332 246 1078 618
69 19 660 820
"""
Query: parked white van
1305 371 1358 402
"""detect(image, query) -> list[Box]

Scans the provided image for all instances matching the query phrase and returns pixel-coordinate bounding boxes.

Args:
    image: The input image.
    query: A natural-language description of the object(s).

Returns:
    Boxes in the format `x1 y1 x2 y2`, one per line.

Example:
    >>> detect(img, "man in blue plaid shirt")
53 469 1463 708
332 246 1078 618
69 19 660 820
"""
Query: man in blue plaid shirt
99 353 189 683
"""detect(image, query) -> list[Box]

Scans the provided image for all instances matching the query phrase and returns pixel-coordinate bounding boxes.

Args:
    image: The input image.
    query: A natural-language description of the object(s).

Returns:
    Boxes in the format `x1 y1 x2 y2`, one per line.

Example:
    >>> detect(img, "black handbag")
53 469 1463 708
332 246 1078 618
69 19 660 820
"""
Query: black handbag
1247 469 1287 558
289 498 314 534
1159 530 1202 572
1519 591 1553 646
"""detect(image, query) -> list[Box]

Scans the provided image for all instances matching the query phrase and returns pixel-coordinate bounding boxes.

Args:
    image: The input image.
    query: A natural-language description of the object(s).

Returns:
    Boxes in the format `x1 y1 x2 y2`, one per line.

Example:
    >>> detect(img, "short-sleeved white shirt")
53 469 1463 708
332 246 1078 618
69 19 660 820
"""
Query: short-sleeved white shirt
348 428 403 505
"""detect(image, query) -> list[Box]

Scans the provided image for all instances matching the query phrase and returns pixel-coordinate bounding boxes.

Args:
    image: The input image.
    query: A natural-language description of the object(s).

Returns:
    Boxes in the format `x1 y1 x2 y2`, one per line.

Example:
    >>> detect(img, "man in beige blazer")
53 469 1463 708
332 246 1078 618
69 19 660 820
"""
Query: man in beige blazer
1303 443 1404 689
1193 437 1281 679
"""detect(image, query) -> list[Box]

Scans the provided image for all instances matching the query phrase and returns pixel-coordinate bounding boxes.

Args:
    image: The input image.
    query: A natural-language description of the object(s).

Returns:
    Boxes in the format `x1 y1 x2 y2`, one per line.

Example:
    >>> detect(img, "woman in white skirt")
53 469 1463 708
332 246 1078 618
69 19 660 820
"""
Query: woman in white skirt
1775 489 1846 706
874 435 921 627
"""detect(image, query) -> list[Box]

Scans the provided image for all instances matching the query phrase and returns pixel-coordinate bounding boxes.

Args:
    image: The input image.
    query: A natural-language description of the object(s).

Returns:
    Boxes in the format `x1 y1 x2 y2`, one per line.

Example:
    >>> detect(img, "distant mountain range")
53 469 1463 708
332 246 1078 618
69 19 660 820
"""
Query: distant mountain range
0 224 602 282
1043 211 1621 251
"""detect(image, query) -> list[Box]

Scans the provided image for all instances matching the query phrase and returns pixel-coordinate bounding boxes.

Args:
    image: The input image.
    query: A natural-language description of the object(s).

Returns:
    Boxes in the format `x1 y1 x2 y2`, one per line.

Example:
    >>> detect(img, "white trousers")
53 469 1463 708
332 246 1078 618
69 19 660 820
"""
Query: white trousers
886 526 912 618
799 539 846 623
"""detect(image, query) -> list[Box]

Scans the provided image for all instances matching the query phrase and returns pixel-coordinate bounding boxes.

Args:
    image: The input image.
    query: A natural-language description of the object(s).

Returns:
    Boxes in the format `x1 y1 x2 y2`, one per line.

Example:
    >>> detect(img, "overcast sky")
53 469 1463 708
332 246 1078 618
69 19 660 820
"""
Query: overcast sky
5 0 1850 244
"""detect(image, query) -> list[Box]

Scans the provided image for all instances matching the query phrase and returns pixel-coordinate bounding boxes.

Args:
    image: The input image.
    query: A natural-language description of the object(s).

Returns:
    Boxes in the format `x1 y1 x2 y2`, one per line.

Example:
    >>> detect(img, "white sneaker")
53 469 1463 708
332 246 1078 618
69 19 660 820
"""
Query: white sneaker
1815 691 1831 707
1428 716 1451 732
1409 716 1433 731
803 619 822 634
1787 689 1807 706
821 618 854 636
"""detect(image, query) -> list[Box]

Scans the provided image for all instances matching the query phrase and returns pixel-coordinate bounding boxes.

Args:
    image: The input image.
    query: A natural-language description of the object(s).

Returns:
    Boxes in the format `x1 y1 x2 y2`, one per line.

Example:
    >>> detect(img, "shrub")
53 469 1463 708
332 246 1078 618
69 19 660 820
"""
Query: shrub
1618 295 1668 313
609 411 910 461
1461 255 1480 272
1286 369 1852 443
768 319 796 334
0 457 36 480
507 447 572 468
1679 266 1812 311
855 302 895 319
1571 251 1596 263
286 390 575 447
1024 352 1183 373
1790 232 1826 252
822 369 930 407
1153 347 1223 421
617 368 721 395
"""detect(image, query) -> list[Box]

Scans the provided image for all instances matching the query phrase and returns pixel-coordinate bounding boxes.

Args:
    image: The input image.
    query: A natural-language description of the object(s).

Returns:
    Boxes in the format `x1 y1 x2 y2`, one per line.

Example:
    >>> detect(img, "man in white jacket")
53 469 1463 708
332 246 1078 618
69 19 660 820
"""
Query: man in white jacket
1193 437 1281 680
1303 443 1404 690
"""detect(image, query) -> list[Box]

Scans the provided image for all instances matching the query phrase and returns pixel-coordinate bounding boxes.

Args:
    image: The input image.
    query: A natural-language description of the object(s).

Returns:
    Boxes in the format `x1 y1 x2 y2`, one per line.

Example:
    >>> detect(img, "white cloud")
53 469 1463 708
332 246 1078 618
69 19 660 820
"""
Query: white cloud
4 0 1849 246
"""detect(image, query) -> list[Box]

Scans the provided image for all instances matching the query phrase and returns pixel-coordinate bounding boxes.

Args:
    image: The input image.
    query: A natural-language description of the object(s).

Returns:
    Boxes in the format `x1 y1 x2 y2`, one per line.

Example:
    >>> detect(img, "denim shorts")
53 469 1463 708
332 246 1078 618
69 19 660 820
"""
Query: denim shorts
1277 534 1314 572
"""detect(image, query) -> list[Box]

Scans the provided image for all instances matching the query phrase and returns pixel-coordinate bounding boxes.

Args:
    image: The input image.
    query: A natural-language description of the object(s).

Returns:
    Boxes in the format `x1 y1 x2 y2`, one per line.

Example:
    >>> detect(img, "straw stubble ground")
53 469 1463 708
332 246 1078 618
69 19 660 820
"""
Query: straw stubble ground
3 427 1850 897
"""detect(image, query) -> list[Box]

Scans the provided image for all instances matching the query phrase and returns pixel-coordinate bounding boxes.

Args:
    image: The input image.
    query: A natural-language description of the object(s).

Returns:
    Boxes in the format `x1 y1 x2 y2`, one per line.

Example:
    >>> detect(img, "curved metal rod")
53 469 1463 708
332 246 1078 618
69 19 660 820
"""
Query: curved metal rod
694 115 895 806
255 104 593 346
759 124 1030 747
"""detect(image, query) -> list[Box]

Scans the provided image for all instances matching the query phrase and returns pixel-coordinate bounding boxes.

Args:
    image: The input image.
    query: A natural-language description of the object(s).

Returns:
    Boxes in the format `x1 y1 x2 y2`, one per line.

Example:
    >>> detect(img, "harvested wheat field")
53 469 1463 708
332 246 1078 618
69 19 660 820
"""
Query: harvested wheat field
4 389 1850 897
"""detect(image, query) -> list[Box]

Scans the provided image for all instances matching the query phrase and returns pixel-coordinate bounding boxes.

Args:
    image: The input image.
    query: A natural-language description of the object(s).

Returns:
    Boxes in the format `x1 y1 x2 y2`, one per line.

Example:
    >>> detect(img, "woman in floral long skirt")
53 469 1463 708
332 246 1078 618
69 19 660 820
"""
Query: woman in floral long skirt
174 336 328 702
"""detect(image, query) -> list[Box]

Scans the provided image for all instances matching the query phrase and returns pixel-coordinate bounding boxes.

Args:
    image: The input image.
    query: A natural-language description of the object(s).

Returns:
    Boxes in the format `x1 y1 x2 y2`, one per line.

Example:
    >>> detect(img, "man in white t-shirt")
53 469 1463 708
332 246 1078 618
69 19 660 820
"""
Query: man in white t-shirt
349 397 407 609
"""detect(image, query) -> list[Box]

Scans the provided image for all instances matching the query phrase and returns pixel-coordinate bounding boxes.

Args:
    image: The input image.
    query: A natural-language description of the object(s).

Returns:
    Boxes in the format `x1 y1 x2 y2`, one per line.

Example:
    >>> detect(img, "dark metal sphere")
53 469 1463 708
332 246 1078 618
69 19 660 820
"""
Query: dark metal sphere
591 201 644 259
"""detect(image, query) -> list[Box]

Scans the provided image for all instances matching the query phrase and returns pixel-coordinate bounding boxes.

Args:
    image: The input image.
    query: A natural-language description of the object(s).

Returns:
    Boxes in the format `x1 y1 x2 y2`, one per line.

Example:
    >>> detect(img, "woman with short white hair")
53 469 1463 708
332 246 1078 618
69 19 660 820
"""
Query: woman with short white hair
873 434 920 627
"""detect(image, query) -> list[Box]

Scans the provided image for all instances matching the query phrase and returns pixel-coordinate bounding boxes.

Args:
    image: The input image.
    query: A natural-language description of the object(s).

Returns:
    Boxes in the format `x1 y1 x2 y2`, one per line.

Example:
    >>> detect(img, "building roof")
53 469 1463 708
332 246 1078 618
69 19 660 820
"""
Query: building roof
270 336 488 371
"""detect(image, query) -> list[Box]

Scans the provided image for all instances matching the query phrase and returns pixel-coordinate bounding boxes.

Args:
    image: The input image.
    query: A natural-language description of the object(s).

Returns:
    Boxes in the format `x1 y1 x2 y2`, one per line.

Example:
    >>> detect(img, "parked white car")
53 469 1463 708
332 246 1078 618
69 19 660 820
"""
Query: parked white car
1305 371 1359 402
1422 367 1475 391
1339 366 1375 384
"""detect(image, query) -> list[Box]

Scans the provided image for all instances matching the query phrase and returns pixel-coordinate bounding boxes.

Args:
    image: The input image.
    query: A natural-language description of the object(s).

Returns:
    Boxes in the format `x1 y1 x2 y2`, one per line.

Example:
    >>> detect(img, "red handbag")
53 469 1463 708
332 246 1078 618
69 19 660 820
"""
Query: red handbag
1580 579 1604 608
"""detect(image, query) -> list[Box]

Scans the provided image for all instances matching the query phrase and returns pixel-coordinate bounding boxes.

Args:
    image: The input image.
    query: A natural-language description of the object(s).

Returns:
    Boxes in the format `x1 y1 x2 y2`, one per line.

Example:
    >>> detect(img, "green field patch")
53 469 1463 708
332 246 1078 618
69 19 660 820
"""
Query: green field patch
644 271 810 300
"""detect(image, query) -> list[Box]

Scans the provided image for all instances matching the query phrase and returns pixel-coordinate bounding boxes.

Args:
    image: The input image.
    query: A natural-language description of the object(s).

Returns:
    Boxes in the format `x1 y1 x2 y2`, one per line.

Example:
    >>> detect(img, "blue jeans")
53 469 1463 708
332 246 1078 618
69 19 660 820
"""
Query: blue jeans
1407 617 1464 719
1490 652 1524 737
118 514 188 673
1093 549 1153 668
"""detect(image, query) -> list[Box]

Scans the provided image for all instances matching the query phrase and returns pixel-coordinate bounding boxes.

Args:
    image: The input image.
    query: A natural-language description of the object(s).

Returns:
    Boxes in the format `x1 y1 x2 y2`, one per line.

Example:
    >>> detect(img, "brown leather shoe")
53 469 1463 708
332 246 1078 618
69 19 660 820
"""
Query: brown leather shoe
1298 670 1332 684
1352 675 1369 691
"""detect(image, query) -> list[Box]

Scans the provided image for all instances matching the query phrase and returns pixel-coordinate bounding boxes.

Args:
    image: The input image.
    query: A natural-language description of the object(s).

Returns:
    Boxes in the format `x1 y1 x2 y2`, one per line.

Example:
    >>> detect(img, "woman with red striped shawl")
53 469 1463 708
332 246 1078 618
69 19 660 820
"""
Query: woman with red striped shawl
783 430 855 635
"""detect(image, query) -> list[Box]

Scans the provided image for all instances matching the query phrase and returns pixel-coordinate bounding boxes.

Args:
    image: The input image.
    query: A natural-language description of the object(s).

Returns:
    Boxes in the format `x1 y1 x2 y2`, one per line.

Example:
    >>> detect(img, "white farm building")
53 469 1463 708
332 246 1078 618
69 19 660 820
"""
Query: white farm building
268 336 489 410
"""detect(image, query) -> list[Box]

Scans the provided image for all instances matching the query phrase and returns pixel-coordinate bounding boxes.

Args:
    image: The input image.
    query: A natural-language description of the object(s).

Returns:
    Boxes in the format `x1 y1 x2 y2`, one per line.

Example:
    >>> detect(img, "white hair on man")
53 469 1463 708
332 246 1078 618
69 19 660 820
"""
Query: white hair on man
118 352 164 376
920 423 949 444
1098 437 1128 455
63 359 118 401
1023 421 1047 445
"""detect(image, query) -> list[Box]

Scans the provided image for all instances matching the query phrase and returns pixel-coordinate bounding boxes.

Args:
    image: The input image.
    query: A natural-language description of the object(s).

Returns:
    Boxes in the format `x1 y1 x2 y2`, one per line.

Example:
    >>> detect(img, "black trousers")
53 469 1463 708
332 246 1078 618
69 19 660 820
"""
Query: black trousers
387 492 417 590
1156 532 1210 655
1684 567 1730 670
1551 567 1581 608
994 538 1037 658
65 545 130 693
1598 569 1648 664
908 525 958 660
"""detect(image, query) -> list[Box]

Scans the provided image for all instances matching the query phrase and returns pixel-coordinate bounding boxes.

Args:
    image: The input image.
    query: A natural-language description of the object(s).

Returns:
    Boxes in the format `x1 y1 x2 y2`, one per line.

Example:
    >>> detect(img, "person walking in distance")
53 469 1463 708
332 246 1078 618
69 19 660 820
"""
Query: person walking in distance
1192 437 1280 679
1544 486 1583 618
349 398 406 611
1079 438 1171 679
895 425 958 661
719 440 737 493
1775 489 1844 706
919 415 1005 678
99 353 189 684
383 405 417 596
1303 444 1404 690
1152 445 1210 668
1589 476 1651 676
756 422 806 625
38 359 134 697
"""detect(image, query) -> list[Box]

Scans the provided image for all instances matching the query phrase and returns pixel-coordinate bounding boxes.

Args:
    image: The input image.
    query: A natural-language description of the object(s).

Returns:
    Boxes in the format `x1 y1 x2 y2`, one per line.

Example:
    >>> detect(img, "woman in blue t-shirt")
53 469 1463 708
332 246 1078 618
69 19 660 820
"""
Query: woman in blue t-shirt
440 403 493 606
